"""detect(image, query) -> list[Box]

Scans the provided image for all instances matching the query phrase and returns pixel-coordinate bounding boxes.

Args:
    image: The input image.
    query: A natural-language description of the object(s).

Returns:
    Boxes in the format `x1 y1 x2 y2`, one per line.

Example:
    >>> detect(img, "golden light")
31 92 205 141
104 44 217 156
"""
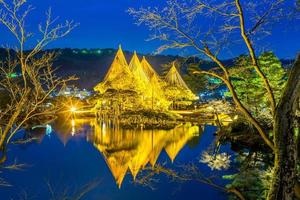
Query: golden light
71 119 76 136
93 46 197 111
90 121 200 188
70 106 77 113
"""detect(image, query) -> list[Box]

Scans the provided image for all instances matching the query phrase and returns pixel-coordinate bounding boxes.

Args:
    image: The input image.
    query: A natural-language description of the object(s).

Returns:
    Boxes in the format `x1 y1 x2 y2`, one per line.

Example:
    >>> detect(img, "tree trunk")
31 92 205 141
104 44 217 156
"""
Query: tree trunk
268 55 300 200
0 90 29 164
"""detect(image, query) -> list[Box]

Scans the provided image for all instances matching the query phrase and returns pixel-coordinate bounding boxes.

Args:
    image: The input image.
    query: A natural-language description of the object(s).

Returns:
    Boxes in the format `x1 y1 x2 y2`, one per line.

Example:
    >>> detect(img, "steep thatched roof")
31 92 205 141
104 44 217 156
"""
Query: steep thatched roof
94 46 198 108
164 62 198 101
165 62 190 90
94 46 136 93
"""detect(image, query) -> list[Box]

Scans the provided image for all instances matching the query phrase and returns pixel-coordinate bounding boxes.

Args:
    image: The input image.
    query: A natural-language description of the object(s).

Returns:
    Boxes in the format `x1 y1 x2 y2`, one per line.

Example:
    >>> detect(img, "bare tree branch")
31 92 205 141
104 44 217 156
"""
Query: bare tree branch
0 0 77 163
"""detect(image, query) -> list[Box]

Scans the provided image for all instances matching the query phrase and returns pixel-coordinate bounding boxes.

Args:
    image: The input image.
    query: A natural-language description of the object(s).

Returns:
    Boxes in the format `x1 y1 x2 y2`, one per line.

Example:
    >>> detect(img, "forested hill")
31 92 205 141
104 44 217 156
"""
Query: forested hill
0 48 180 89
51 48 181 89
0 48 295 89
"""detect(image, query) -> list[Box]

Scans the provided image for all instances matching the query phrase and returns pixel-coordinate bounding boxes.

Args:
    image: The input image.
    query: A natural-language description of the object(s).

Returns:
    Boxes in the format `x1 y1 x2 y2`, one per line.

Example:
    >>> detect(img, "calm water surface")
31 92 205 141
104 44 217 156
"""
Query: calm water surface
1 118 234 200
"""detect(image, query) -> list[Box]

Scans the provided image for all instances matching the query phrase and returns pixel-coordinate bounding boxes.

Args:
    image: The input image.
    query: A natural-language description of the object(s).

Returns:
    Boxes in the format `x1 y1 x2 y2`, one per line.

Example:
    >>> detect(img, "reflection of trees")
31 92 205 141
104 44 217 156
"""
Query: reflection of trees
186 126 203 149
128 1 300 198
53 117 92 145
17 128 46 145
135 163 246 200
48 118 203 190
46 179 99 200
0 160 29 187
10 179 99 200
89 121 200 188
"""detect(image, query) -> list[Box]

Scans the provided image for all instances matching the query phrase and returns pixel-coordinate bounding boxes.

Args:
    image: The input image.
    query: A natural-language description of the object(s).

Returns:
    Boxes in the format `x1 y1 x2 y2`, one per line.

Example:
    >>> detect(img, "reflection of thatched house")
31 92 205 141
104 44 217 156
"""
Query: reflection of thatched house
90 121 199 188
94 46 198 111
164 125 199 162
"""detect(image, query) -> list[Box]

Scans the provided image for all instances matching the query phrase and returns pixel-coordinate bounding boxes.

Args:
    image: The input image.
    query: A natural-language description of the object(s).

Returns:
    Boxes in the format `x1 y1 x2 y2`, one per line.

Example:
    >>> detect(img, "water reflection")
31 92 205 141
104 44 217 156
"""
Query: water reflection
53 118 201 188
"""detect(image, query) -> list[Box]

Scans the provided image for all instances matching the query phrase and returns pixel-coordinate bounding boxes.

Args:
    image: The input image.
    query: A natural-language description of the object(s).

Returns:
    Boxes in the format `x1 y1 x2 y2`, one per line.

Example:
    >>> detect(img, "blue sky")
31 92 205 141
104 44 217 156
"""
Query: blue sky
0 0 299 59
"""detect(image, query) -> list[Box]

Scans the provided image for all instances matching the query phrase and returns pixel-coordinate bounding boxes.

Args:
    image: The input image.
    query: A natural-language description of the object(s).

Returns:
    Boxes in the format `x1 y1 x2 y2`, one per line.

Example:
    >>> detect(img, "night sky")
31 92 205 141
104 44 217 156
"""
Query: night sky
0 0 299 59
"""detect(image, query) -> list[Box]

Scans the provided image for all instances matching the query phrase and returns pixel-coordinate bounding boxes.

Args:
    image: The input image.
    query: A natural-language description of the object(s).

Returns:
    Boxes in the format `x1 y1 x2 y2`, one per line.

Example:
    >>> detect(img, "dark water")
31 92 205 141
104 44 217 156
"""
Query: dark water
1 118 234 200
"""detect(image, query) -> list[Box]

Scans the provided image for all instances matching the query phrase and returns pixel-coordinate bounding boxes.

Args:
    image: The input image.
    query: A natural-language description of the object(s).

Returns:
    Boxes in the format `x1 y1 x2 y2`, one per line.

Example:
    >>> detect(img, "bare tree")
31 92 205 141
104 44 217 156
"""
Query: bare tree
0 0 77 163
128 0 300 199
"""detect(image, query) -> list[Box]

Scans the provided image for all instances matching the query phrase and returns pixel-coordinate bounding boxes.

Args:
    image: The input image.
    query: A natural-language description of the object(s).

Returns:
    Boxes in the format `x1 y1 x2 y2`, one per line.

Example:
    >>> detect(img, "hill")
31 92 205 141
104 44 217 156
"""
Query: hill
0 48 295 90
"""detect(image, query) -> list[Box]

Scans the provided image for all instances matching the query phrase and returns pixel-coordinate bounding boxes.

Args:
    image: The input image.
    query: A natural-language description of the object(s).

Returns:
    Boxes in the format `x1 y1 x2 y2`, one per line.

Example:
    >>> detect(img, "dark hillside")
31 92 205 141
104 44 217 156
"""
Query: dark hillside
0 48 294 89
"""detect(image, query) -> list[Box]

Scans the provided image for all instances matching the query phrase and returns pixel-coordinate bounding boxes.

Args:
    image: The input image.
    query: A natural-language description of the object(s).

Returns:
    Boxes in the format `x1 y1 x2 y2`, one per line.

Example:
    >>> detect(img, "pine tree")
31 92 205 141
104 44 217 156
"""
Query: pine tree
227 52 286 124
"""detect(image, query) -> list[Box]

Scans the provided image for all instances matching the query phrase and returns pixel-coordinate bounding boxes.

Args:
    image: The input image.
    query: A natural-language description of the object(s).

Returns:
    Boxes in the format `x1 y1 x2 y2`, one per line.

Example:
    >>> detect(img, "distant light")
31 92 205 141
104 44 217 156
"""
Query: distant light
70 107 77 112
8 73 18 78
46 124 52 137
102 122 106 136
71 119 76 136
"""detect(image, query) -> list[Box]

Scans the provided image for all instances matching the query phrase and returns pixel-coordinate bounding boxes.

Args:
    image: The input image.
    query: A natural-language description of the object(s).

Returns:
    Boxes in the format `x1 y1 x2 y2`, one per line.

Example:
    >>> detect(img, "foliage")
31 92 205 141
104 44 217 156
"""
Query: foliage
96 89 142 111
128 0 292 152
183 62 207 94
161 58 207 94
164 86 193 102
0 89 10 109
128 0 300 198
119 110 178 129
163 61 198 105
224 153 273 200
94 47 173 111
226 52 286 125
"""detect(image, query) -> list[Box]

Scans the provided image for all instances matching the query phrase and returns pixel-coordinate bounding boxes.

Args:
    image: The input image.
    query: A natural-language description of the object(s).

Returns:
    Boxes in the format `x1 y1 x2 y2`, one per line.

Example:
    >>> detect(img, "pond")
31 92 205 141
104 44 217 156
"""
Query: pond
0 118 235 200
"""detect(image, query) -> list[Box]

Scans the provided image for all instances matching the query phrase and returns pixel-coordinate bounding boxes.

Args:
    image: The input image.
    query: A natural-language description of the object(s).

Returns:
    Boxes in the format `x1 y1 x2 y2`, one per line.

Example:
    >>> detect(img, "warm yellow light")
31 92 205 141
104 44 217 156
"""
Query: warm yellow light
71 119 76 136
70 107 77 113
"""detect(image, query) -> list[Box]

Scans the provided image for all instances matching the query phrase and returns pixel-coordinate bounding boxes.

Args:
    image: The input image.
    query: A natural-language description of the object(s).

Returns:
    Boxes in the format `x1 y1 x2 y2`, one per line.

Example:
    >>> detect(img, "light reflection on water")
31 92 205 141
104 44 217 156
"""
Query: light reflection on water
1 117 231 200
54 118 201 188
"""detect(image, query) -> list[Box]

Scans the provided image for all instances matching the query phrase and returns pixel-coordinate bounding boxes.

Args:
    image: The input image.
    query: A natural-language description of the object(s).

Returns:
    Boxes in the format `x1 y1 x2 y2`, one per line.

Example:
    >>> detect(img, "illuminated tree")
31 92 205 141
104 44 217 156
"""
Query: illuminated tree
183 62 207 94
226 52 286 125
94 47 172 111
258 52 287 103
0 0 77 163
129 0 299 199
163 62 198 109
162 58 207 94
